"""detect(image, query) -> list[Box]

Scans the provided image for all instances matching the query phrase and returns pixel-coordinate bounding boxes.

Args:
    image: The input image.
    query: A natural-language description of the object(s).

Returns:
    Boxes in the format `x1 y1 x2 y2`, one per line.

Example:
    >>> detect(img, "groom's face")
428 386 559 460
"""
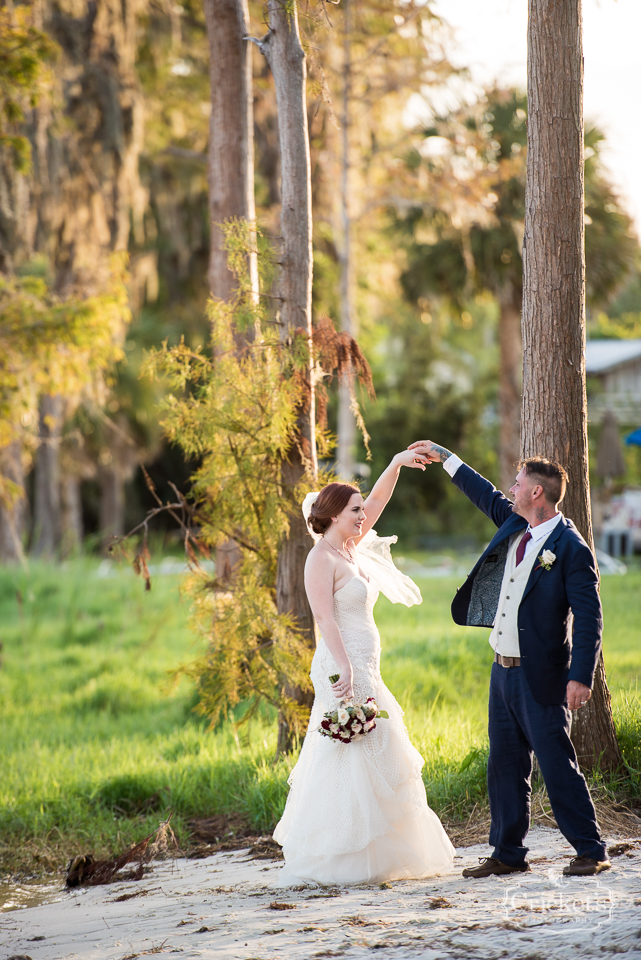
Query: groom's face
510 468 534 516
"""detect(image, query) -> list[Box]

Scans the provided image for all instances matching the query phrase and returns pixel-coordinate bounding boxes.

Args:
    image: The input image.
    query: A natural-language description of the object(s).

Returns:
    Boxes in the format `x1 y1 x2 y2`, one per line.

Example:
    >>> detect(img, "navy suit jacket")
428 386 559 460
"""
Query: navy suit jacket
449 463 603 706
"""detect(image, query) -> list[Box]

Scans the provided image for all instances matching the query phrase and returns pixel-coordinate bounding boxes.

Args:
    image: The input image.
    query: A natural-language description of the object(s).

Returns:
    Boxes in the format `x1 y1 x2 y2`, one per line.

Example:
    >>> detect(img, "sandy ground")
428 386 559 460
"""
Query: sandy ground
2 827 641 960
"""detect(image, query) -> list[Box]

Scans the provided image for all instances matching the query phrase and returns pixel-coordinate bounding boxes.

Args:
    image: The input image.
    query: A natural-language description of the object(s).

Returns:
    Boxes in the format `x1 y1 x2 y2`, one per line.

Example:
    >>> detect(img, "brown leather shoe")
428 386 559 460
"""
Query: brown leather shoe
562 856 611 876
462 857 531 878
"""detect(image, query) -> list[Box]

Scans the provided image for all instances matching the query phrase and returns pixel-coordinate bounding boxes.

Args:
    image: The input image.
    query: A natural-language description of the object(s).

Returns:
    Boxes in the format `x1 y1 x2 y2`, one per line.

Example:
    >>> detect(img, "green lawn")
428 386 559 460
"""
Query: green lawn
0 558 639 875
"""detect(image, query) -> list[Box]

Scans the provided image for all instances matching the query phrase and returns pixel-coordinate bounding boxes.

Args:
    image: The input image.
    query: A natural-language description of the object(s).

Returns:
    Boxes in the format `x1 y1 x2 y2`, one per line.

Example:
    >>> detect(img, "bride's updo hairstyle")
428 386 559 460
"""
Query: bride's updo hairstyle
308 482 361 536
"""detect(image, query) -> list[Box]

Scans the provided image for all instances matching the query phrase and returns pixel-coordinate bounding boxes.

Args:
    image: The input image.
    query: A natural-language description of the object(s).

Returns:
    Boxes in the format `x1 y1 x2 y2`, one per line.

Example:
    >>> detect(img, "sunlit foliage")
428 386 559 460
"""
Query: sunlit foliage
0 5 57 170
139 221 374 736
0 255 131 473
397 89 638 313
141 223 319 735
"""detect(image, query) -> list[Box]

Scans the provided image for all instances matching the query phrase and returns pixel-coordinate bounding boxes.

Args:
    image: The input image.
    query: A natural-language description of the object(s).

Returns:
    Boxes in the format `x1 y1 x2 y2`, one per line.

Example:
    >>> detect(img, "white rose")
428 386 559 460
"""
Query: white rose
329 723 339 733
541 550 556 565
365 719 375 731
337 708 349 725
352 722 362 733
356 708 366 722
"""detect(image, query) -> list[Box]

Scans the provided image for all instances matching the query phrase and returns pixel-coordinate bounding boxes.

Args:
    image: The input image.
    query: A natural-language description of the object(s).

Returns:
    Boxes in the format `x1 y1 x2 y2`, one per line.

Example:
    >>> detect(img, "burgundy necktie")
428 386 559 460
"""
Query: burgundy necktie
515 530 532 566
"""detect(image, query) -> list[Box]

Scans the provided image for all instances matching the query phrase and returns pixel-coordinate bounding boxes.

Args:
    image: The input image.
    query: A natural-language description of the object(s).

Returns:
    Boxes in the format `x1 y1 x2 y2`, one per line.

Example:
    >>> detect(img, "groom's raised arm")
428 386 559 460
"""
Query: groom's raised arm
408 440 514 530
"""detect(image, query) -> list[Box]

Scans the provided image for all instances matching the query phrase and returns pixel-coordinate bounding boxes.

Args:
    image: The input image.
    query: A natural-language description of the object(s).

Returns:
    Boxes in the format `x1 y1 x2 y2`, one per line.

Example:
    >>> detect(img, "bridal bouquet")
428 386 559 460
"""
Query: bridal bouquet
319 675 389 744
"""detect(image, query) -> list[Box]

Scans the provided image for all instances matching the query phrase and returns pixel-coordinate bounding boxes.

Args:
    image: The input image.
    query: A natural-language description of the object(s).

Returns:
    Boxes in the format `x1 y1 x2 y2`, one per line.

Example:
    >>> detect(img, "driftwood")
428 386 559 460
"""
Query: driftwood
66 814 175 888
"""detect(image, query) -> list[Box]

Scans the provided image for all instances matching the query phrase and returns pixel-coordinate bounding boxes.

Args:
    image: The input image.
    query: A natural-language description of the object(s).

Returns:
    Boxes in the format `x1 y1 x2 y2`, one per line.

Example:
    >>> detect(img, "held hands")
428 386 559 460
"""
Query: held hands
331 663 354 701
567 680 592 711
393 450 428 471
407 440 453 464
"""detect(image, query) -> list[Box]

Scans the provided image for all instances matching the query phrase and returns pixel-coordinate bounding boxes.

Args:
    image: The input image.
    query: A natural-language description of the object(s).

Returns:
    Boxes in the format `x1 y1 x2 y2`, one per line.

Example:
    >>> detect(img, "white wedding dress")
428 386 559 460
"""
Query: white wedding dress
273 532 455 885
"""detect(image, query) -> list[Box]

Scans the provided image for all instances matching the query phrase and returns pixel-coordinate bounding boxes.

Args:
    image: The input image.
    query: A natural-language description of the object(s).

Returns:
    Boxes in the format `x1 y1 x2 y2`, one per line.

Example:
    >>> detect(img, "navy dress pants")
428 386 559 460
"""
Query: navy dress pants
487 662 607 867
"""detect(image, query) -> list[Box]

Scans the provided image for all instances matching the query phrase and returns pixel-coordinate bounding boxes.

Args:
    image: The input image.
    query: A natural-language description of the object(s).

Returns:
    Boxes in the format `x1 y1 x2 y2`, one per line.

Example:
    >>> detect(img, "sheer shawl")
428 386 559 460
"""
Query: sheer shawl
302 493 421 607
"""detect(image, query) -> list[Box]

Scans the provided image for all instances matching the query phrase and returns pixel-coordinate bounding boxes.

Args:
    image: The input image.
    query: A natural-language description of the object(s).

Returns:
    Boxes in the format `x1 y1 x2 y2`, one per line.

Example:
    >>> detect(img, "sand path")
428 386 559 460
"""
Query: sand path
2 827 641 959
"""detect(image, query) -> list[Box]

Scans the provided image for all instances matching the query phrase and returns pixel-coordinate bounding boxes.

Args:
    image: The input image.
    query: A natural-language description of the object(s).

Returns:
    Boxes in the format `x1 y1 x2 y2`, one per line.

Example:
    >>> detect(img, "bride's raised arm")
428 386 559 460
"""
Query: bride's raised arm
353 450 427 545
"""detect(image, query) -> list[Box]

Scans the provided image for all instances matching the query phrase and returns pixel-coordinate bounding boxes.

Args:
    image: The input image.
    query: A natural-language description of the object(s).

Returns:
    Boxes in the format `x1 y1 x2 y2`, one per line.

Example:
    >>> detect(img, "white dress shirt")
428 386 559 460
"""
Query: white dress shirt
516 512 564 560
443 455 563 655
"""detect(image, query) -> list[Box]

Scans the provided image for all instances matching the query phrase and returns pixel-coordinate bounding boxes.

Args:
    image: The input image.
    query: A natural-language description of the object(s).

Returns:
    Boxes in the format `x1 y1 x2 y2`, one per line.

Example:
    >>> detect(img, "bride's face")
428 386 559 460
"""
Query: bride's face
334 493 366 539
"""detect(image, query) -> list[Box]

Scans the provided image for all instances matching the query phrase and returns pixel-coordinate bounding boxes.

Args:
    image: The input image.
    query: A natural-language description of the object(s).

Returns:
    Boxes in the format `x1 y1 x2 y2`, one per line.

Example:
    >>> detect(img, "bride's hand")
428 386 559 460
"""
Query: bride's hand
407 440 452 463
393 450 428 471
331 663 354 701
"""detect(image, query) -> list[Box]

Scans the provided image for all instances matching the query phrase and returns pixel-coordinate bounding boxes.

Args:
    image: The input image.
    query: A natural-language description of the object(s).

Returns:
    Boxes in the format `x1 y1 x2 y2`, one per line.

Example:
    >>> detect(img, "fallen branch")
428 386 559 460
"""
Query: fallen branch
65 814 176 888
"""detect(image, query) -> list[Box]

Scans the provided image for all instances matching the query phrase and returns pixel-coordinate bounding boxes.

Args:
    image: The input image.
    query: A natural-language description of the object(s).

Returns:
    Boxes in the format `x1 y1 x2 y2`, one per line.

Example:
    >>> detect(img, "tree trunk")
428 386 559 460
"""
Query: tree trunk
261 0 318 753
99 465 126 547
205 0 258 304
61 474 84 558
337 0 356 480
0 441 27 564
498 288 522 495
32 394 63 558
205 0 258 579
522 0 621 772
337 383 357 479
276 458 318 751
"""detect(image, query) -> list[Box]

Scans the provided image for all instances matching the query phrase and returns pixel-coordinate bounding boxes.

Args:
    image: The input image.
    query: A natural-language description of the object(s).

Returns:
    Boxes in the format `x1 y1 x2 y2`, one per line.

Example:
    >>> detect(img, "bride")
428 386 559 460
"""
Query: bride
273 451 455 884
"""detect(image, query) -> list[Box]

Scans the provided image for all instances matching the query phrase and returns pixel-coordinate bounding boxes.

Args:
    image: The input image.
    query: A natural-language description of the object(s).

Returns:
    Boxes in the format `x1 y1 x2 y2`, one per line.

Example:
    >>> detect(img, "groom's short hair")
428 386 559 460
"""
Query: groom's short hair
519 457 568 507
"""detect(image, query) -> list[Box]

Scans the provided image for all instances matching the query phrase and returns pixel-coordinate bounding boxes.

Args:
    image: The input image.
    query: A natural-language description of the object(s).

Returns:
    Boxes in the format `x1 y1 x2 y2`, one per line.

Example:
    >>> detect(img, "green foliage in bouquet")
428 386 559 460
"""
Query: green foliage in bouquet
141 222 336 738
320 675 390 743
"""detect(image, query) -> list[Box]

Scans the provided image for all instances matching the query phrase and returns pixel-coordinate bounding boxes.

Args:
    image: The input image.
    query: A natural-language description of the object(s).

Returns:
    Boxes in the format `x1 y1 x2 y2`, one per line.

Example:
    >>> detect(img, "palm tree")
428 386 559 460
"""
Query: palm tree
398 88 636 495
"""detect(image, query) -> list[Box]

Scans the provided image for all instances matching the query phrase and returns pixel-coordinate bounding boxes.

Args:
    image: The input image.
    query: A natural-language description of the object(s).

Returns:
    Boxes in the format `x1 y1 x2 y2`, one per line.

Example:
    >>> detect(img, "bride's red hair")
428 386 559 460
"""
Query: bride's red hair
308 482 361 536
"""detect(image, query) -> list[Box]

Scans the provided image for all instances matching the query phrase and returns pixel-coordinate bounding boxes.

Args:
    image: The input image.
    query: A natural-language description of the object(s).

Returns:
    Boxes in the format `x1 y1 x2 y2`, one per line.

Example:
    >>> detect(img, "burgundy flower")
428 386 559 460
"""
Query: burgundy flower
319 696 386 743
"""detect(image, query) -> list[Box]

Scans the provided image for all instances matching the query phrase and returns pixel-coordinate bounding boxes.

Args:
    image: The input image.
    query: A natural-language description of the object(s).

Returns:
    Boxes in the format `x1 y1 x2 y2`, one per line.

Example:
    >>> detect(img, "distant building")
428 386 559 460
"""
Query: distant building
586 339 641 423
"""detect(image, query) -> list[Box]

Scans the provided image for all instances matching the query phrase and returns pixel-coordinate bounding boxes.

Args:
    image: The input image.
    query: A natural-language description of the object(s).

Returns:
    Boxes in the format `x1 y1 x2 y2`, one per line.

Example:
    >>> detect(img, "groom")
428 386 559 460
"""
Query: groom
408 440 610 878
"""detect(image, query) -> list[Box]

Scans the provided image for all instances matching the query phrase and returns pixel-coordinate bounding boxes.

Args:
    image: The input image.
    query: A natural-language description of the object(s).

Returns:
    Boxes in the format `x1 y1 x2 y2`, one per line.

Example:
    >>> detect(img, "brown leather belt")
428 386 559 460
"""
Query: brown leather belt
494 652 521 668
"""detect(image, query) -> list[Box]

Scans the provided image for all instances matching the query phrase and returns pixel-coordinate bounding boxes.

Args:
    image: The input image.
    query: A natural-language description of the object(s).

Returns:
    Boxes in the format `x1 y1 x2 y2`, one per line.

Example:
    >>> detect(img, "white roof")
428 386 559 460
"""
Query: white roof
586 339 641 374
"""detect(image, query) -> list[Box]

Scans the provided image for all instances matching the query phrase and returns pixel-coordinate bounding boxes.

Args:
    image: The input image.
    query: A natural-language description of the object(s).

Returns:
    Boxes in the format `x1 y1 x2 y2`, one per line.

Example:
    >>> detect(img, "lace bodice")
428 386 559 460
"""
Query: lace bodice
311 574 381 707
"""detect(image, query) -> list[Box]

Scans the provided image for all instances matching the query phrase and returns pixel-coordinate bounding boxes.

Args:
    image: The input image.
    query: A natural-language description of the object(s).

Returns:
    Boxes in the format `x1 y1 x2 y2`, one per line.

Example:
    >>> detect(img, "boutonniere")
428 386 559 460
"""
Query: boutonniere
536 549 556 571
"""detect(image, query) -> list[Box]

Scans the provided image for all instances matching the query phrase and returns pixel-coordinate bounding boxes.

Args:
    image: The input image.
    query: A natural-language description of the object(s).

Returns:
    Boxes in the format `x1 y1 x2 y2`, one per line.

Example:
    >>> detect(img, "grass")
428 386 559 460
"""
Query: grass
0 557 640 877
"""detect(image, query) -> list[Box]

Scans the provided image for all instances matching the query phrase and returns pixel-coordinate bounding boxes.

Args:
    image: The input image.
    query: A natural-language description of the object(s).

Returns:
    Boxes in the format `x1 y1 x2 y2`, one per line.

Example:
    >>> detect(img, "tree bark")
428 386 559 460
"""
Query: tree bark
61 473 84 558
337 0 356 480
205 0 258 579
260 0 317 456
522 0 621 772
337 382 357 479
205 0 258 303
99 465 126 545
0 441 27 564
32 394 63 558
498 288 522 496
261 0 318 753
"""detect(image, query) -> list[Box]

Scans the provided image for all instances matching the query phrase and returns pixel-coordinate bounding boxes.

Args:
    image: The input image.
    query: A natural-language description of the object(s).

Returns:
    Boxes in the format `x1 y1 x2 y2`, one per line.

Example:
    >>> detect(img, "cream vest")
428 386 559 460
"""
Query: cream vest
488 533 541 657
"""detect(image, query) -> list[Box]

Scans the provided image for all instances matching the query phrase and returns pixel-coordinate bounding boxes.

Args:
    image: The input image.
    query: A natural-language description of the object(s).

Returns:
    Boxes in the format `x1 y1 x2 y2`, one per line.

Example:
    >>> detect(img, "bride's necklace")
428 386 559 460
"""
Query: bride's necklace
323 536 355 564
